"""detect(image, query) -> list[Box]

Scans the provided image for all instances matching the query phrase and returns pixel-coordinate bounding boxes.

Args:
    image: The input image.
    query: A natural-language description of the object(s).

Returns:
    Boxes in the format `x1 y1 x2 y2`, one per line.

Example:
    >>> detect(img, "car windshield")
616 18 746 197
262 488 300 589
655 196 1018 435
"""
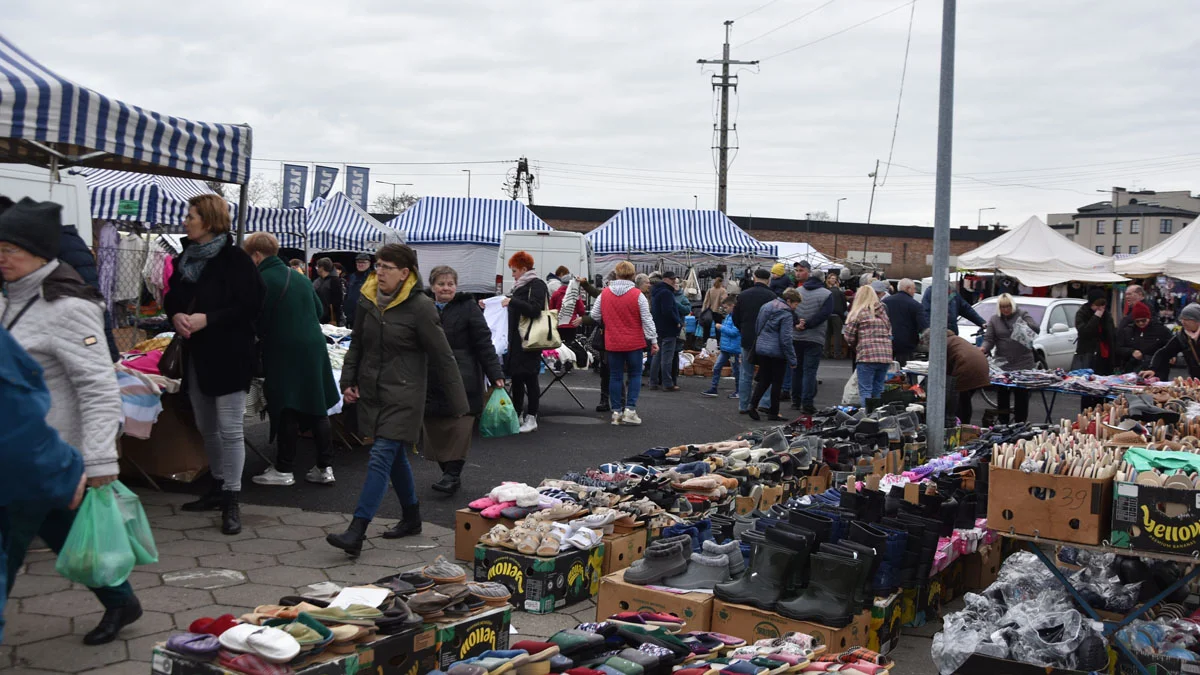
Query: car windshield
961 300 1047 326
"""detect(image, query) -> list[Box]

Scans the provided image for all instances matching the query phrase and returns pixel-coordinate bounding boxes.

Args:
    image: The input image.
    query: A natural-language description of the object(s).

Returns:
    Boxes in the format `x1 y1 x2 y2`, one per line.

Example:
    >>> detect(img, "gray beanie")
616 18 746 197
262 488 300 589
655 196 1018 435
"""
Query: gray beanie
1180 303 1200 324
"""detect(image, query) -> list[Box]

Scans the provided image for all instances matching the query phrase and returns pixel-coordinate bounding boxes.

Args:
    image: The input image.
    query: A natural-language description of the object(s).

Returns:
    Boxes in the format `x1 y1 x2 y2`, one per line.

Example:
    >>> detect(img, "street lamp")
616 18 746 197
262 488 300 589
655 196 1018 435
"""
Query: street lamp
463 169 472 198
836 197 846 222
376 181 413 214
693 195 698 210
977 206 996 228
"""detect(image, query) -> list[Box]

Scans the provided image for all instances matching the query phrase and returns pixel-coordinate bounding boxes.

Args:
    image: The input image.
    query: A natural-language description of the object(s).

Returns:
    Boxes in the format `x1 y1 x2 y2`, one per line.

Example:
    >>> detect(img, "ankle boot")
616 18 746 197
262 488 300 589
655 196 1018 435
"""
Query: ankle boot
220 491 241 535
327 516 370 556
383 503 423 539
713 541 795 611
776 551 863 627
181 482 223 512
83 597 143 645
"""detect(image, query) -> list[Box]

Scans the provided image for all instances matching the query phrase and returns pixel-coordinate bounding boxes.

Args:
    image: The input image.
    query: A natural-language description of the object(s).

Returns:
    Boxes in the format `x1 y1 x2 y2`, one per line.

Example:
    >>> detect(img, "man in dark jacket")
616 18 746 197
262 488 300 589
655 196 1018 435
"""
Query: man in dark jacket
768 263 792 297
790 262 835 412
883 278 928 366
1144 303 1200 380
824 271 848 358
343 254 372 327
922 283 985 332
649 272 683 390
312 257 344 325
732 268 776 413
941 329 990 425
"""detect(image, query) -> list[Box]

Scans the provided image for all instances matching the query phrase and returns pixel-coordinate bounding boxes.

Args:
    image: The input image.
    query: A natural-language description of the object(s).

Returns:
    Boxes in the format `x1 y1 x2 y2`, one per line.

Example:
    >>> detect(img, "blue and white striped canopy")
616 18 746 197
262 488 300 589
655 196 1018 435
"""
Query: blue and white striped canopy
0 34 251 184
386 197 553 245
587 208 778 257
240 205 306 250
308 192 403 253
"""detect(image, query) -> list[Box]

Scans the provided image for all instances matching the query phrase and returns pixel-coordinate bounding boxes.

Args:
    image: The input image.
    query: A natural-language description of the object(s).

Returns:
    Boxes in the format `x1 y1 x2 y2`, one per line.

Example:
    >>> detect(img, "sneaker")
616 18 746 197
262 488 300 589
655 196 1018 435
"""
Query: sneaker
728 392 740 399
252 467 295 486
701 389 719 398
612 411 623 426
306 466 336 485
622 409 643 426
519 415 539 433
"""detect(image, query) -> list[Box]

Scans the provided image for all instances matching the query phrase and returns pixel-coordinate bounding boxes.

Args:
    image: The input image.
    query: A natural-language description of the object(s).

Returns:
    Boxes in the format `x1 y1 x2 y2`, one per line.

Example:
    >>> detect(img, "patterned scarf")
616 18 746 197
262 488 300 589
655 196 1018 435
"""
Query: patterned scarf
511 270 540 293
178 235 225 283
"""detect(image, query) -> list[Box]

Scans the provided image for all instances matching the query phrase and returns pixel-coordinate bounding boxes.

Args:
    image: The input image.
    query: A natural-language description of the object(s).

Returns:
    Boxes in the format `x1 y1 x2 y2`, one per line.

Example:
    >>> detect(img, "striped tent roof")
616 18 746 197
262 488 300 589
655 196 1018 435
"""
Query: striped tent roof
0 34 251 184
386 197 553 245
587 208 778 257
308 192 403 253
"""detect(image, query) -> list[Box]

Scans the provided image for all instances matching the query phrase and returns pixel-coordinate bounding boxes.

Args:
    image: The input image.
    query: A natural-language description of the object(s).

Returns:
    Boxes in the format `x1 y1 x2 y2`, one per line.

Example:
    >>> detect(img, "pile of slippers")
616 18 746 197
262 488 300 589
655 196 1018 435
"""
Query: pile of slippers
470 483 589 520
478 508 633 556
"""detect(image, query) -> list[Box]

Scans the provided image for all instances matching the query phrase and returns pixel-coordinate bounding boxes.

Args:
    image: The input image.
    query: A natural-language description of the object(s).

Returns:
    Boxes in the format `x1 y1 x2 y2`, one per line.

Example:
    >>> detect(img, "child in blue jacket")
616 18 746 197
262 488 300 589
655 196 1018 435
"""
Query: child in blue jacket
702 297 741 398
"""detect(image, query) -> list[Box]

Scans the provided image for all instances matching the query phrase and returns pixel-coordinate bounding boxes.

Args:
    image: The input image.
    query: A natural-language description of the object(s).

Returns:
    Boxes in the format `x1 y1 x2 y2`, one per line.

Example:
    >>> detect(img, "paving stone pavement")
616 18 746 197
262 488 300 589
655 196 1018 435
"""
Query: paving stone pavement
1 488 586 674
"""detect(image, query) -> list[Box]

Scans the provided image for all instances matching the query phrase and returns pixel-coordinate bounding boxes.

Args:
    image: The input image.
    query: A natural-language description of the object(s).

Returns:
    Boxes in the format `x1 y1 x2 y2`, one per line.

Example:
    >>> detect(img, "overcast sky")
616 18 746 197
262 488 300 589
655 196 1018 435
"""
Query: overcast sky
10 0 1200 227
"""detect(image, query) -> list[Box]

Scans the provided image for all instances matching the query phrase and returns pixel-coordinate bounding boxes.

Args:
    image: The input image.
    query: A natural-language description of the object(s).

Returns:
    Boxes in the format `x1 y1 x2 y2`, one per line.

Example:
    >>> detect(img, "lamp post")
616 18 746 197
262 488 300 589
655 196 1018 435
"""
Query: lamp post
977 206 995 228
694 195 698 210
836 197 846 222
463 169 472 198
375 181 413 214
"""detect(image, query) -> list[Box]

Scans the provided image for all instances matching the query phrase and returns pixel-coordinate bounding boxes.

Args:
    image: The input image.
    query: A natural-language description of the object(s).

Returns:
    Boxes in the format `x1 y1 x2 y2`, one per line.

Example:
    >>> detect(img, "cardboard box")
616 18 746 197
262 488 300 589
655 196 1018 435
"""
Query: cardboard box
962 545 1001 591
431 605 511 671
953 654 1092 675
710 600 870 652
474 544 603 614
594 570 714 632
121 393 210 483
454 509 516 562
760 485 784 509
734 494 761 516
867 592 902 655
797 472 830 497
602 529 647 576
1114 648 1198 675
1111 480 1200 557
987 466 1113 545
151 625 436 675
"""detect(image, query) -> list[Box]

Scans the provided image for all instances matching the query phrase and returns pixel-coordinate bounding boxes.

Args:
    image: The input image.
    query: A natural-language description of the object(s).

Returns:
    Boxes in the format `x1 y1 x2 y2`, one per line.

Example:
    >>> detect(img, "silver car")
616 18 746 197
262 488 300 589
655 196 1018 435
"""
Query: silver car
957 296 1085 371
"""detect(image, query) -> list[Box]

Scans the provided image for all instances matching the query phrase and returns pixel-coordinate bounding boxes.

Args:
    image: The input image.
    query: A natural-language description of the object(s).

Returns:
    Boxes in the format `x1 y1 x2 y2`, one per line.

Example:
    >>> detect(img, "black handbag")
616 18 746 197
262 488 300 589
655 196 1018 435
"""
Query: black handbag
161 299 195 380
699 308 715 329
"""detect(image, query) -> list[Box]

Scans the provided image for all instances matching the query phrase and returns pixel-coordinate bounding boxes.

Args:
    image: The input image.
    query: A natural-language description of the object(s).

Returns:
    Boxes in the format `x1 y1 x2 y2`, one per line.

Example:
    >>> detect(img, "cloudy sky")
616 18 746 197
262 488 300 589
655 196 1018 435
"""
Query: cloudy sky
10 0 1200 227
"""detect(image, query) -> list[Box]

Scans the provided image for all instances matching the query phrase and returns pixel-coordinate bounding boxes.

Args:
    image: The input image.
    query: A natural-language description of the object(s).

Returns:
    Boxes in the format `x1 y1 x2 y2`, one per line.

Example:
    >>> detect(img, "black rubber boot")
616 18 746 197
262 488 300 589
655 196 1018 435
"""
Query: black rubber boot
327 516 370 556
789 509 833 545
776 551 863 627
713 540 795 611
383 503 423 539
220 491 242 535
180 482 223 512
431 473 461 494
766 523 813 595
835 541 876 610
83 597 143 645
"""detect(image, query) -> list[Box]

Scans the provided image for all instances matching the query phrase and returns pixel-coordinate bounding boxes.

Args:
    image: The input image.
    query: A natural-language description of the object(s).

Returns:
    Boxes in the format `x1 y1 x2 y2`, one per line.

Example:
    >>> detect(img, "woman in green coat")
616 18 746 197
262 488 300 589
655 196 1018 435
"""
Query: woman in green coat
242 234 341 486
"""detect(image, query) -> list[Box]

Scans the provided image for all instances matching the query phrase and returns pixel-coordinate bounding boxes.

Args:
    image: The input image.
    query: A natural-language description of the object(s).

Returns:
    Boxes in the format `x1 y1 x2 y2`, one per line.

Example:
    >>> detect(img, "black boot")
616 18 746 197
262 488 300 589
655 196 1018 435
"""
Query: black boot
220 491 241 535
327 516 370 556
596 394 611 413
83 597 143 645
180 481 223 512
776 552 863 627
383 503 423 539
432 462 463 495
713 540 795 611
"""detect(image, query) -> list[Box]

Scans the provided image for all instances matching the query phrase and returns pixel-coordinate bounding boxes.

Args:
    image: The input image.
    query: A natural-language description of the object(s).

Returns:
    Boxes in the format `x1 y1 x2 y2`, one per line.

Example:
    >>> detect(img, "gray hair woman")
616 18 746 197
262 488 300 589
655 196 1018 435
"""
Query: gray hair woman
980 293 1039 423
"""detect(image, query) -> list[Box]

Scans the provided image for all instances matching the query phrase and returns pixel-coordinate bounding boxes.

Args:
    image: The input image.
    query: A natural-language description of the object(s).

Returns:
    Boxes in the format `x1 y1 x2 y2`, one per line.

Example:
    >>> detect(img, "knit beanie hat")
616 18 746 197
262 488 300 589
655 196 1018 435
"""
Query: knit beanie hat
1180 303 1200 324
0 197 61 260
1131 302 1152 320
770 263 785 276
1087 288 1107 305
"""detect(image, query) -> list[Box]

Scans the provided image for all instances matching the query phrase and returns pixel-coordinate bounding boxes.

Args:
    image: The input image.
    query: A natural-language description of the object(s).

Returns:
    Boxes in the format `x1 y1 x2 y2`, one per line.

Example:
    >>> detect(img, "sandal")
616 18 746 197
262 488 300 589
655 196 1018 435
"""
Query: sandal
514 528 542 555
537 531 563 557
480 524 515 548
566 527 602 551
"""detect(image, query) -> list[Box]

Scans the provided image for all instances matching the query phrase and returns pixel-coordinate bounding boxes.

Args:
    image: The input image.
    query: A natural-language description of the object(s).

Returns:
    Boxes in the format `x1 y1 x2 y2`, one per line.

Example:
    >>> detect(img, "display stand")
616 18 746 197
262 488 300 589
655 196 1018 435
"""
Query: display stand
540 354 584 409
998 532 1200 675
987 383 1118 424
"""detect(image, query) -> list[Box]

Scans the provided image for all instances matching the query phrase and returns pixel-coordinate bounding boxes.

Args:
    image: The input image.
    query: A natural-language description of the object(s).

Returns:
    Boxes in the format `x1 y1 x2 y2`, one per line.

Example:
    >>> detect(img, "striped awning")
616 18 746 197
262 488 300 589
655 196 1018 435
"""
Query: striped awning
240 205 306 250
587 208 778 257
308 192 403 253
386 197 553 245
0 34 251 184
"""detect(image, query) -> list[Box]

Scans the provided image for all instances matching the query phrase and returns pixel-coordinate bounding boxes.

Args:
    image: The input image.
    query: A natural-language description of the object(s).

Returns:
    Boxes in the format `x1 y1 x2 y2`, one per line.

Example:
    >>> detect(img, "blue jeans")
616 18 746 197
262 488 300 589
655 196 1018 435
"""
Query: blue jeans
354 437 417 520
739 348 755 411
710 351 741 392
856 362 891 408
793 341 823 407
650 336 677 388
782 366 793 395
608 350 643 412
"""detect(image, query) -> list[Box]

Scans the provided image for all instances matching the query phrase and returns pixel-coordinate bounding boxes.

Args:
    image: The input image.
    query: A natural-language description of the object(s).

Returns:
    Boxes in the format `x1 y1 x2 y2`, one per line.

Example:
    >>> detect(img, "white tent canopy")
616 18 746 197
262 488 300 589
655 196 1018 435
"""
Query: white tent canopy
1114 222 1200 284
956 216 1128 287
764 241 836 270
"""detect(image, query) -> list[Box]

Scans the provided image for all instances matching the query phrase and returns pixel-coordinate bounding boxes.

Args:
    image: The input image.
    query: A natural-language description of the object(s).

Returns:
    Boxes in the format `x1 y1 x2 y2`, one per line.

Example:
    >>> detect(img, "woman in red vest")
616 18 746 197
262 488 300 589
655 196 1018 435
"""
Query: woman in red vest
589 261 659 426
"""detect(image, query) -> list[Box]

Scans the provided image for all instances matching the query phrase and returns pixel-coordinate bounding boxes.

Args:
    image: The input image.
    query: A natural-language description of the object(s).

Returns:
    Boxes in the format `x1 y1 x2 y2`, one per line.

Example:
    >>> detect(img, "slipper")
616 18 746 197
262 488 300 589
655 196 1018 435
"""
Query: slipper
167 632 221 658
218 650 294 675
690 632 746 648
328 624 367 643
408 589 453 618
243 626 301 664
447 665 489 675
534 502 585 521
470 496 500 511
399 571 436 591
425 555 468 584
263 613 333 647
480 524 514 548
502 505 538 520
514 528 542 555
436 583 473 603
566 527 602 551
189 613 239 636
512 640 561 661
219 624 262 653
537 532 564 557
468 581 513 606
304 605 382 626
482 501 518 519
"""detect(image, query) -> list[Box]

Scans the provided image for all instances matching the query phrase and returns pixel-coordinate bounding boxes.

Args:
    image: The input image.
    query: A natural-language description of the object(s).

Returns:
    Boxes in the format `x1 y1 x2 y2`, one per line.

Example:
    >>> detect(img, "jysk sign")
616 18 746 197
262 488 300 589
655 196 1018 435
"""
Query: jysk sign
346 165 370 211
313 166 338 201
282 164 308 209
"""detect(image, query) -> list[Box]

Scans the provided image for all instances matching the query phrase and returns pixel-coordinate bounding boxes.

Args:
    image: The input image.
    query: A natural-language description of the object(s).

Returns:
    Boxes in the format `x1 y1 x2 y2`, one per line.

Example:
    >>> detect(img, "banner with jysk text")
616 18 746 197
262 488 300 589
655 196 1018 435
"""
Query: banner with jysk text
313 165 339 201
345 166 370 212
281 164 308 209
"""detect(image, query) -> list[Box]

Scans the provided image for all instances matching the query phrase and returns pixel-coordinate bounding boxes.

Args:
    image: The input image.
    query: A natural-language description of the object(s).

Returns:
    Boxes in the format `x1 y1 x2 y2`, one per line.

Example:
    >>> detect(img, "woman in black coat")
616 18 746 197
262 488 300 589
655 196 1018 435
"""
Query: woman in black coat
1073 289 1116 410
504 251 549 433
163 194 264 535
423 266 504 494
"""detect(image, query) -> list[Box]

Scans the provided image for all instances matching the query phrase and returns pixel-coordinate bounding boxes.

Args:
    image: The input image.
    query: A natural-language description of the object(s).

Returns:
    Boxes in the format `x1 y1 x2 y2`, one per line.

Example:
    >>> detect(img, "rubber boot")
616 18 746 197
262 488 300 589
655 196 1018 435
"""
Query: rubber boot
181 482 223 512
788 510 832 545
327 516 370 557
766 523 813 595
220 491 241 535
775 551 863 627
849 522 887 596
383 503 423 539
836 540 877 611
861 488 886 524
713 541 795 611
875 524 909 595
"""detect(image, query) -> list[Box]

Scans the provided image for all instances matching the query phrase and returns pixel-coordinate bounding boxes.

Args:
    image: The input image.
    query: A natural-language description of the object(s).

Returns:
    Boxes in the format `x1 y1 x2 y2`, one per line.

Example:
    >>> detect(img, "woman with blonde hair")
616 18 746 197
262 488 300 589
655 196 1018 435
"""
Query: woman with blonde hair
843 285 893 407
590 261 658 425
981 293 1038 423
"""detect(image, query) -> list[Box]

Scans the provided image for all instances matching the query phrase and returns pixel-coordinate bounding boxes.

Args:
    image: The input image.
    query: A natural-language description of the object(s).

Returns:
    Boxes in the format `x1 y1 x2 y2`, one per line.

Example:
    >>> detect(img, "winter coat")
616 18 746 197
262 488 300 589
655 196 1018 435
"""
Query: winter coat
754 299 798 367
1149 331 1200 380
343 270 371 326
650 282 683 340
843 304 893 364
313 274 344 325
426 292 504 418
58 225 118 361
590 280 657 353
164 233 265 397
981 309 1039 371
257 256 340 436
342 274 467 443
769 275 793 298
829 284 847 317
947 332 991 392
702 286 728 314
1115 319 1173 374
1074 304 1116 361
794 277 835 345
732 283 777 351
674 289 692 326
882 292 928 355
0 260 122 478
716 313 742 354
922 291 986 329
505 277 551 377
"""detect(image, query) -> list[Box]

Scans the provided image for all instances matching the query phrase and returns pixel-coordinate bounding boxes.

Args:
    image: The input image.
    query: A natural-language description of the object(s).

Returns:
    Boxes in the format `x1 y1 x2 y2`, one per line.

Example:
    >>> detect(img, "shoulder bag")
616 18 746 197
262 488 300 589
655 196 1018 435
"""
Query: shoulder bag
160 299 195 380
519 294 562 351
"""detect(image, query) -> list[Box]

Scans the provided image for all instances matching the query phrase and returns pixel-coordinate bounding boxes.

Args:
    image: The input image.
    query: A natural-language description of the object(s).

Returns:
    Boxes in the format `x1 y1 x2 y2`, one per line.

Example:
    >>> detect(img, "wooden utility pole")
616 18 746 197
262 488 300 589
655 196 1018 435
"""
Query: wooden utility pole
698 21 758 214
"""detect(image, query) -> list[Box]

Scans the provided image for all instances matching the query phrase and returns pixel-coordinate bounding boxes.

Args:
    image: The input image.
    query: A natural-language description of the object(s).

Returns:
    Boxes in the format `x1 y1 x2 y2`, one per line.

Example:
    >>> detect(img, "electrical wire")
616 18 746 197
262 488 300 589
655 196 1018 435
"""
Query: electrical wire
735 0 788 21
759 0 916 61
735 0 840 48
250 158 515 166
877 0 917 187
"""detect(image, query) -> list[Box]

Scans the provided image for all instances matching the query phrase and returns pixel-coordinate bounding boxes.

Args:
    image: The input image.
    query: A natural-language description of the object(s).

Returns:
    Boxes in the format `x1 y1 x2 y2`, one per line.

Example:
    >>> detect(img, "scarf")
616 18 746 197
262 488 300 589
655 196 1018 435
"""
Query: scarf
511 270 539 293
377 286 399 309
178 235 225 283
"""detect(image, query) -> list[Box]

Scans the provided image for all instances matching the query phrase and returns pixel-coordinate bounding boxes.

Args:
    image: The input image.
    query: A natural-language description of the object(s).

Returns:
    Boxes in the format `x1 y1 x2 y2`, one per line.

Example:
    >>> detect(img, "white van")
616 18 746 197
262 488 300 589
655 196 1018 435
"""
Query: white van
496 231 593 295
0 164 93 246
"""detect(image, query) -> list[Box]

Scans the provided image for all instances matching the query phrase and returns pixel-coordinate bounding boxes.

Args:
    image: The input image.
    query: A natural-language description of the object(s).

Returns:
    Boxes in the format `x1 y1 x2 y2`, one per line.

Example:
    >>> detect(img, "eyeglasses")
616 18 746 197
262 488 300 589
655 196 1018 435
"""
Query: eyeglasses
374 263 400 272
0 244 25 257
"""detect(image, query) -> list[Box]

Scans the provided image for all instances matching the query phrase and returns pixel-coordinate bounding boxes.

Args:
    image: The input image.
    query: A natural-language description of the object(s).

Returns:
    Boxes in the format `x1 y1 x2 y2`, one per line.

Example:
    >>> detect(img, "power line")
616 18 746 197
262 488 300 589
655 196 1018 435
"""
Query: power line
735 0 840 48
735 0 788 21
250 158 514 166
759 0 916 61
877 0 917 187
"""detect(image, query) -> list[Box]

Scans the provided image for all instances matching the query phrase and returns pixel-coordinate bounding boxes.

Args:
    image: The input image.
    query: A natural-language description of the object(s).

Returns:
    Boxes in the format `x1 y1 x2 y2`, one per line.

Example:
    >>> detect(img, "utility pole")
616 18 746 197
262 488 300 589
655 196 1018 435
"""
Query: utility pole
863 160 880 263
698 21 758 214
506 157 538 204
836 197 846 223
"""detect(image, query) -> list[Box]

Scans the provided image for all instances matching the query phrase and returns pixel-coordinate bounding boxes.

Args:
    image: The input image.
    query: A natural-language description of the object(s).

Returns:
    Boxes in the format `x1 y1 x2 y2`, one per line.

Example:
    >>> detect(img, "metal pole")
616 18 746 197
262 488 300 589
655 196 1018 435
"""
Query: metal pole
836 197 846 222
927 0 956 457
717 21 732 214
236 181 250 247
864 160 880 264
463 169 472 198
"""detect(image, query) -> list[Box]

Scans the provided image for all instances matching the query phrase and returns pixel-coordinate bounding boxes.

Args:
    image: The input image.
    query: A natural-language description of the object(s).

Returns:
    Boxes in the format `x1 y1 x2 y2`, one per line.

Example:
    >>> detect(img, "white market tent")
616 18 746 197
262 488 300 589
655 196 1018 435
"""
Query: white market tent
956 215 1128 286
386 197 554 294
307 192 404 255
765 241 836 271
587 208 778 275
1114 222 1200 284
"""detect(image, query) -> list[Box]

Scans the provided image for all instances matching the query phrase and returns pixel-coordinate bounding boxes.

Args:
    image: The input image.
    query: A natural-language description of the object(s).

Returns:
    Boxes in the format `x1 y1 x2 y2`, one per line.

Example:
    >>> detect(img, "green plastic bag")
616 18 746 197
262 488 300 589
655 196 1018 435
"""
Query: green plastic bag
113 481 158 565
55 484 136 588
480 388 520 438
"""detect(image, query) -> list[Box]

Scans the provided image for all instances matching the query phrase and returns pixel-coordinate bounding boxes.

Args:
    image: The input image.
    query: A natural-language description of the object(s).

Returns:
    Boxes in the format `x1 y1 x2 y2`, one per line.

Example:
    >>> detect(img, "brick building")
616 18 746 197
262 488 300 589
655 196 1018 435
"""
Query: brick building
529 205 1003 279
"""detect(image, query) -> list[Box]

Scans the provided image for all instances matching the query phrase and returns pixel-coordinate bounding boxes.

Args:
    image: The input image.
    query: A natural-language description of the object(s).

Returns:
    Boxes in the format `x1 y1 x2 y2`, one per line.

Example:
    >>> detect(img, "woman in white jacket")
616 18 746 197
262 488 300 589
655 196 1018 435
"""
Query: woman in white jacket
0 198 140 646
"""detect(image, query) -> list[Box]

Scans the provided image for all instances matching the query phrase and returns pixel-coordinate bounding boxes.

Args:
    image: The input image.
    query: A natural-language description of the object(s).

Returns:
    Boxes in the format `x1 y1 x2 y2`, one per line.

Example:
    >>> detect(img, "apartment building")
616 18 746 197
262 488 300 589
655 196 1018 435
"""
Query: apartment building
1047 188 1198 256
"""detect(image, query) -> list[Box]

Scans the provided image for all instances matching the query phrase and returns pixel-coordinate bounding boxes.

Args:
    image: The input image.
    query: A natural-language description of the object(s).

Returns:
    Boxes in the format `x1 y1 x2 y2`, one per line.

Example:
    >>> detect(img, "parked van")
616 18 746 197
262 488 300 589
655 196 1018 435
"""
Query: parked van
496 230 593 295
0 164 93 246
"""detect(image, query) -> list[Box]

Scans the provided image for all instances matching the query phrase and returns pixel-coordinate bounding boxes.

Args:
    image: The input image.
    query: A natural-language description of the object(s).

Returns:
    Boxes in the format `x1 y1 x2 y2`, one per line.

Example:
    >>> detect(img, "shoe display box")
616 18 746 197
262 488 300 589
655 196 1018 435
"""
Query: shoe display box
760 485 784 509
150 625 437 675
962 544 1002 590
455 508 516 561
430 605 512 671
594 569 714 632
601 529 648 576
1114 648 1195 675
866 592 902 656
987 466 1113 545
473 544 604 614
1110 480 1200 557
710 599 870 652
952 654 1092 675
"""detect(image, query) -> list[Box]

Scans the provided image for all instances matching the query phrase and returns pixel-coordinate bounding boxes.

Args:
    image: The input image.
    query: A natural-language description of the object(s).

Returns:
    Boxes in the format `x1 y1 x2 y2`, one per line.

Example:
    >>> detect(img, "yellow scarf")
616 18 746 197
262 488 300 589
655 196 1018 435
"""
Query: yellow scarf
360 271 418 312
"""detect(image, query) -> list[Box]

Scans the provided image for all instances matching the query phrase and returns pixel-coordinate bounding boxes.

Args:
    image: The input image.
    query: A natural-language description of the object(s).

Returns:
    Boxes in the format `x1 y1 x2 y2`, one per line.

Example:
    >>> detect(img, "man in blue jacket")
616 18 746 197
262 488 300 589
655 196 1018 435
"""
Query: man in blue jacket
0 326 87 642
923 282 986 334
649 271 684 390
884 278 929 366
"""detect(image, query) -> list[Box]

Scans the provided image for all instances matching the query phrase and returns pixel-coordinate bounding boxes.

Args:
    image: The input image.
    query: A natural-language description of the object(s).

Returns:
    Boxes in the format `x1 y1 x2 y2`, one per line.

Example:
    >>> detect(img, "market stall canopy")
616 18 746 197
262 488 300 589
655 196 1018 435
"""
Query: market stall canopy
308 192 404 253
0 34 251 184
1114 221 1200 284
386 196 553 245
956 216 1128 287
587 208 778 258
765 241 836 270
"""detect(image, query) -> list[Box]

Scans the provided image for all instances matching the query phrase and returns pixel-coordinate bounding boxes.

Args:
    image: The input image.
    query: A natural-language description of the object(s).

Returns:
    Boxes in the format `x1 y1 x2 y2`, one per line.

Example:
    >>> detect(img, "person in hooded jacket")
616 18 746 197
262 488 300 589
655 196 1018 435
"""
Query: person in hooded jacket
1142 303 1200 380
649 271 683 391
748 288 802 421
591 261 659 426
422 266 504 494
1116 302 1172 374
1074 289 1117 409
790 261 834 412
342 253 372 327
312 257 344 325
980 293 1039 423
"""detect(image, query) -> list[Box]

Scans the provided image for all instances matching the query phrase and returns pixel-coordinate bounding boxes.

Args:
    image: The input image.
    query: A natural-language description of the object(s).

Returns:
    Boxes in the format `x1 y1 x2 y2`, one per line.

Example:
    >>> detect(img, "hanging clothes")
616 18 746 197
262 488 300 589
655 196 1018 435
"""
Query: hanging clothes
97 221 119 313
141 247 170 305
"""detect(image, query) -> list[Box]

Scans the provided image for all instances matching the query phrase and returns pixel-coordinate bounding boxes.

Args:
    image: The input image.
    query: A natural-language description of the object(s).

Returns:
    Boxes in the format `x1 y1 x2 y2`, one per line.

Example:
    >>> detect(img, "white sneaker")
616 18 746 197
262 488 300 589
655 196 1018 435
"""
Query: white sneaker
252 467 295 486
306 466 336 485
611 411 623 426
622 409 642 426
519 415 538 433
